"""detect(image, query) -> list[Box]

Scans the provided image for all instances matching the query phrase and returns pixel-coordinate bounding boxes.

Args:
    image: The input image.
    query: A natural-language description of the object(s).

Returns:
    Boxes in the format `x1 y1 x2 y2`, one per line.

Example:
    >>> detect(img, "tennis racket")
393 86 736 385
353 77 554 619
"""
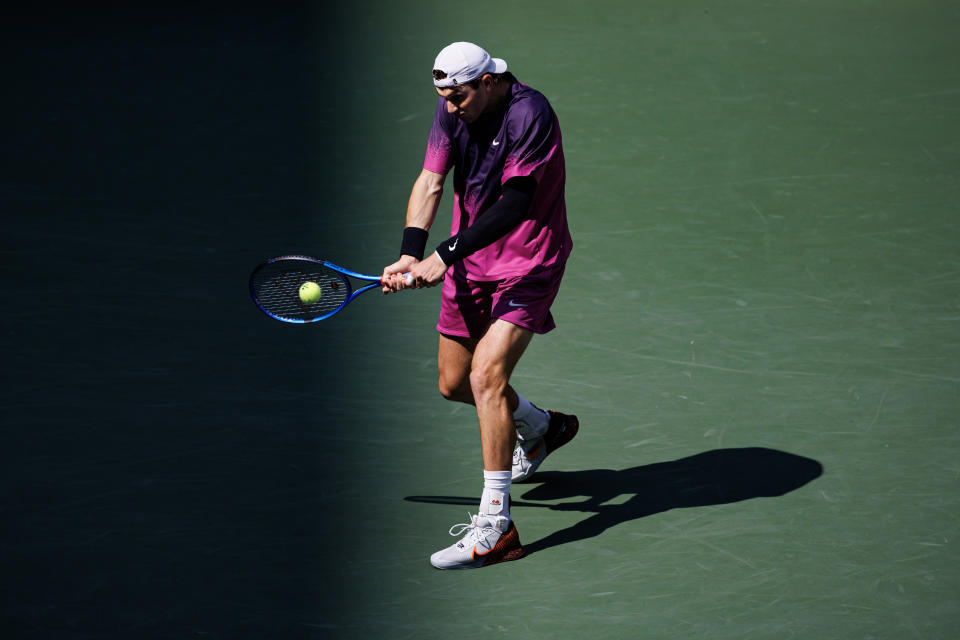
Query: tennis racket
249 255 412 323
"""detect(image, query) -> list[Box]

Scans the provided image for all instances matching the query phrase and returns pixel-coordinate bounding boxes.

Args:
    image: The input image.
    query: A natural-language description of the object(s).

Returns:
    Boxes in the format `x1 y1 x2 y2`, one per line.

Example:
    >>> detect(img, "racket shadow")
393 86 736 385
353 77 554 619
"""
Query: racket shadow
404 447 823 557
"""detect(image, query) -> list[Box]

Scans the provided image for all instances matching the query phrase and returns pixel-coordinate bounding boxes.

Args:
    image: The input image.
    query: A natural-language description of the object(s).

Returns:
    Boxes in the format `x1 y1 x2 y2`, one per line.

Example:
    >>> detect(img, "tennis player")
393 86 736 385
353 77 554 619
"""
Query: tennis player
382 42 578 570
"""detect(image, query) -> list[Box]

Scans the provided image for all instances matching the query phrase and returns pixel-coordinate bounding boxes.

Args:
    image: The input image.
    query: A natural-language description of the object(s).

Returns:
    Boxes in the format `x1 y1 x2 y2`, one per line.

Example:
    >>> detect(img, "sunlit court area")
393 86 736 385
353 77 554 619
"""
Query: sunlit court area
4 2 958 638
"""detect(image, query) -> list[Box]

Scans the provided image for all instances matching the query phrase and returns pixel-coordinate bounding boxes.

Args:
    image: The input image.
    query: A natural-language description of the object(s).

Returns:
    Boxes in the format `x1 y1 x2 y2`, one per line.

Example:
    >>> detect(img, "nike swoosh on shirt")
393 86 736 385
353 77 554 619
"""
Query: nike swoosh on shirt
491 140 501 146
507 300 528 307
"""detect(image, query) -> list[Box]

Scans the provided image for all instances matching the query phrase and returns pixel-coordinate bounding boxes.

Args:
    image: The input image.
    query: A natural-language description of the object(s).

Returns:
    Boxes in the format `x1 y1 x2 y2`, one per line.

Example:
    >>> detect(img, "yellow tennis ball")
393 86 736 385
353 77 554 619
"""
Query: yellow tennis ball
299 281 322 304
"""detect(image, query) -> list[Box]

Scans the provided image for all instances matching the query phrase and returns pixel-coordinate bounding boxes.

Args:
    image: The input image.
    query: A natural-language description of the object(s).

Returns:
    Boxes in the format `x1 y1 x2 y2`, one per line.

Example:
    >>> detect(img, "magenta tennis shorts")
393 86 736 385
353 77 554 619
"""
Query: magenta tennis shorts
436 263 567 339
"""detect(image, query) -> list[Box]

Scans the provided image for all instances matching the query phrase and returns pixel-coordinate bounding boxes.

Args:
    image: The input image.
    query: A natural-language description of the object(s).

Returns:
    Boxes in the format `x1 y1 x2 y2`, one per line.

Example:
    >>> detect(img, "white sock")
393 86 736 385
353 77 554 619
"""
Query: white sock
480 470 511 520
513 393 549 441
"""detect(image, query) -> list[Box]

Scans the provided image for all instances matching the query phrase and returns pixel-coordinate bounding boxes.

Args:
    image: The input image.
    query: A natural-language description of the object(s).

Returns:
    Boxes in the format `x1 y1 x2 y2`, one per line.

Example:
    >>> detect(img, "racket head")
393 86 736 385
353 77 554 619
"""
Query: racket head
249 256 355 323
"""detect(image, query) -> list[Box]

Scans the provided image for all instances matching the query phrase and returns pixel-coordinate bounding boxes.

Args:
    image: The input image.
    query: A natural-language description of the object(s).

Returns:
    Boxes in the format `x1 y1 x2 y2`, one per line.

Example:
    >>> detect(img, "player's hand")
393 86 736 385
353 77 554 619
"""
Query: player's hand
381 255 419 293
407 251 448 288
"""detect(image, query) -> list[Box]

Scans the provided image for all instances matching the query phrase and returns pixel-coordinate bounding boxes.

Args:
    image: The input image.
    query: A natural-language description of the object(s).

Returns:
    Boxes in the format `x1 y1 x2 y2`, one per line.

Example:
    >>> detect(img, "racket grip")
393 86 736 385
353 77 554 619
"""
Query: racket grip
380 272 416 286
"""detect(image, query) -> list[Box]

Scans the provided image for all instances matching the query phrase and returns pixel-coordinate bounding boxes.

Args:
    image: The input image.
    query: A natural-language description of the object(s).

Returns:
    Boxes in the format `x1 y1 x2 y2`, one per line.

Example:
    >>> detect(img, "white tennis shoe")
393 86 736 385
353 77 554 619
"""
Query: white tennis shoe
429 513 525 570
512 411 580 482
512 436 547 482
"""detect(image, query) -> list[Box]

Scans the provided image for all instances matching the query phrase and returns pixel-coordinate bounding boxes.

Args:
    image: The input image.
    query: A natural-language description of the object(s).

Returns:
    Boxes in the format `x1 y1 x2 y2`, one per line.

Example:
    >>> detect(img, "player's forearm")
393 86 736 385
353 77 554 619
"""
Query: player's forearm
400 169 446 260
406 169 445 231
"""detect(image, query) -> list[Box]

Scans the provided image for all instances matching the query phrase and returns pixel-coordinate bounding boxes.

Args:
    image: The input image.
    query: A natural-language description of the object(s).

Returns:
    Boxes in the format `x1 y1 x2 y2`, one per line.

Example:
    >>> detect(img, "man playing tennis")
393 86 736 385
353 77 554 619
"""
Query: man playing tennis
382 41 578 570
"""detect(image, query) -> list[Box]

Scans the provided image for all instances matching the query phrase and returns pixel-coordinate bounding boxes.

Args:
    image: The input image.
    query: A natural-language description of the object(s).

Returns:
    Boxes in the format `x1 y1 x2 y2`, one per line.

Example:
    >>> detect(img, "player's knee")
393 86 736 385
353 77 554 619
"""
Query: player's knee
468 363 507 402
438 375 472 403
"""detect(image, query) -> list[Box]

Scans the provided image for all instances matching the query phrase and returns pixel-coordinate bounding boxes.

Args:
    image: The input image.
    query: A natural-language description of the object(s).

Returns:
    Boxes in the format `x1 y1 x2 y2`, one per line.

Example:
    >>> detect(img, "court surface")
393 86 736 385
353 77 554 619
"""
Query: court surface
3 2 958 638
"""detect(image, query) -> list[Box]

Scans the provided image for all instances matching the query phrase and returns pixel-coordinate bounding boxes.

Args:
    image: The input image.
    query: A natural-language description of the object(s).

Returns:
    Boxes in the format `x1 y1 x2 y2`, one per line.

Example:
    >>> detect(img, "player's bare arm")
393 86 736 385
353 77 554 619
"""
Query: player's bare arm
382 168 446 293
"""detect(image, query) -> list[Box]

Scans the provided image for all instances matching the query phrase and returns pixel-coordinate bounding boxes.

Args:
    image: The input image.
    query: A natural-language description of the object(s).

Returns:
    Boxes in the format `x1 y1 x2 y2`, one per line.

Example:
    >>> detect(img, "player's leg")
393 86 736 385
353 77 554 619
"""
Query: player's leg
430 268 573 569
435 314 574 483
488 267 578 482
437 333 477 405
430 319 530 570
469 319 534 471
438 332 526 412
435 270 490 406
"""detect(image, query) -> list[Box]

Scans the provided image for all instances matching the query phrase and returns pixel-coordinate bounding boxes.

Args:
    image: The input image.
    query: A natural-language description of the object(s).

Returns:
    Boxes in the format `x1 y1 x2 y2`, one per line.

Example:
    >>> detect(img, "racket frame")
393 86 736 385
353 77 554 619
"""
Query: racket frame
249 255 384 323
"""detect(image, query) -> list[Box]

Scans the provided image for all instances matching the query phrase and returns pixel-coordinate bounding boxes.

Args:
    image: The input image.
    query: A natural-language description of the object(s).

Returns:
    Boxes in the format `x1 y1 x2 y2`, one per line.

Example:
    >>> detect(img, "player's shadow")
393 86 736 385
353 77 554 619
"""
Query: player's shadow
405 447 823 556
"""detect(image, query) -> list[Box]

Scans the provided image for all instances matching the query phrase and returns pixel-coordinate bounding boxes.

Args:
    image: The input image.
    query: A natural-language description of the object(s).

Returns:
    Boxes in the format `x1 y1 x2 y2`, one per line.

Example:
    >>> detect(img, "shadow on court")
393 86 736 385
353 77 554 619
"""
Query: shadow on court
405 447 823 556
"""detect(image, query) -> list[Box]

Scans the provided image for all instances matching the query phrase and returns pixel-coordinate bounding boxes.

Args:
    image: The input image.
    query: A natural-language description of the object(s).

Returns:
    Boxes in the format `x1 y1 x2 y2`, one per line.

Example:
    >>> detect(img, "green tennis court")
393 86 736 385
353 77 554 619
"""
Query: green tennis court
5 1 957 638
317 1 959 637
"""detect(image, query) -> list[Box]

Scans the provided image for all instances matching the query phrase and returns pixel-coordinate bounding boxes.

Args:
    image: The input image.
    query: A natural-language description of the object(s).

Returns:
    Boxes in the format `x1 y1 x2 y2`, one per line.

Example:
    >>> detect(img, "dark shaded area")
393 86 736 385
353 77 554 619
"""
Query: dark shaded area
406 447 823 555
2 5 362 638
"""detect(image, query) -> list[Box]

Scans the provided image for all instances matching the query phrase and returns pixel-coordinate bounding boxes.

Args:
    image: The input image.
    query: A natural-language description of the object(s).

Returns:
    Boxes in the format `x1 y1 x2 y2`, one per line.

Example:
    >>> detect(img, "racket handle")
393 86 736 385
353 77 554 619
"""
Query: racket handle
380 272 416 286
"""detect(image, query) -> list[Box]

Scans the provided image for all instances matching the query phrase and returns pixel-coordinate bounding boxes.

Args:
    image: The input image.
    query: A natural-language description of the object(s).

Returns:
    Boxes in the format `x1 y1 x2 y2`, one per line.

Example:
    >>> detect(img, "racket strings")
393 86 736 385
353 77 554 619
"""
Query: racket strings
251 261 351 321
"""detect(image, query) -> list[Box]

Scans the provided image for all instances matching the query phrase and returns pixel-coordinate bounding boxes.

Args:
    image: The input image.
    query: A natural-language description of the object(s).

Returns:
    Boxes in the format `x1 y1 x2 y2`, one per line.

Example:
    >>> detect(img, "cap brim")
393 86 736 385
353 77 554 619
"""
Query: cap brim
491 57 508 74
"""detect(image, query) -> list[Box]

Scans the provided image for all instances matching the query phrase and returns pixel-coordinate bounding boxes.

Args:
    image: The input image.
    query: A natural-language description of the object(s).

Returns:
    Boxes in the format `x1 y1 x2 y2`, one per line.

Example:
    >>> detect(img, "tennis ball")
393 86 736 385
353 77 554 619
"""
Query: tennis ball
299 281 322 304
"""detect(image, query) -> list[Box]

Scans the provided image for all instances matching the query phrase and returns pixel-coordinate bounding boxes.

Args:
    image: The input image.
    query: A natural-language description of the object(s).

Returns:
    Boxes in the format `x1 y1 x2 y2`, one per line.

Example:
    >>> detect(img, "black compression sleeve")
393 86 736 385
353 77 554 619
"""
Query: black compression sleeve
435 177 536 265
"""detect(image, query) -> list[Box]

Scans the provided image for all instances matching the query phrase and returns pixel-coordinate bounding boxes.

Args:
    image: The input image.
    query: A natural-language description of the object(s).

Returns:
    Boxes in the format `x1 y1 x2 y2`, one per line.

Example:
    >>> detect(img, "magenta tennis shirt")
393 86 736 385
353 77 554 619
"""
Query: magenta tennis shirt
423 79 572 281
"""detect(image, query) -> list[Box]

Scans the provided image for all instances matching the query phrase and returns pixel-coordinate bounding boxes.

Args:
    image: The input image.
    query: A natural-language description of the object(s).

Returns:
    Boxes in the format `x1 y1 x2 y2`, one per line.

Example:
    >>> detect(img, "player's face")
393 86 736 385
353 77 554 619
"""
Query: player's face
436 77 490 123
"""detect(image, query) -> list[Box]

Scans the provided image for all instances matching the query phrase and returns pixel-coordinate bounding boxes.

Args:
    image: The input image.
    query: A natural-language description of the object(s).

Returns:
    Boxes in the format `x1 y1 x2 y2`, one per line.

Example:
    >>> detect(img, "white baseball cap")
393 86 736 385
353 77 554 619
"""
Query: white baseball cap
432 42 508 88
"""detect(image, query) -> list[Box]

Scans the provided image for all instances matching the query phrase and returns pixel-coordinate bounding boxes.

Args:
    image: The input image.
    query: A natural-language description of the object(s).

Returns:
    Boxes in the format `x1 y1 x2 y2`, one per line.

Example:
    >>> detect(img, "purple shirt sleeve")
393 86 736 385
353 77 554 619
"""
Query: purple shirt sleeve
501 96 560 185
423 98 455 175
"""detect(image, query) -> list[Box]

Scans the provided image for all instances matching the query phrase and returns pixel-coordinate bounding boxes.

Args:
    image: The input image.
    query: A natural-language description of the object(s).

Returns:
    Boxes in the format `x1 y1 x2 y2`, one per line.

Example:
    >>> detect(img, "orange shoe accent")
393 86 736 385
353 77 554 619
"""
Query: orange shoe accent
472 522 525 567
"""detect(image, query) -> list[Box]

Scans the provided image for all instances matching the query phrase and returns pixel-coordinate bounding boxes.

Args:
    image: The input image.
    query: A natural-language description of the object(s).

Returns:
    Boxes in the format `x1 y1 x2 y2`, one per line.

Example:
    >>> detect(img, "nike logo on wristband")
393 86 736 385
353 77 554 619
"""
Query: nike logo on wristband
448 238 458 251
492 140 501 146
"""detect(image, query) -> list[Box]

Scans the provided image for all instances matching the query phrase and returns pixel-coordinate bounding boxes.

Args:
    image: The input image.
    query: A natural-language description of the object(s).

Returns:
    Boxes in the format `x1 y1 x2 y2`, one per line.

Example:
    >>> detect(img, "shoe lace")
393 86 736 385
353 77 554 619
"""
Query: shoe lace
448 513 497 542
